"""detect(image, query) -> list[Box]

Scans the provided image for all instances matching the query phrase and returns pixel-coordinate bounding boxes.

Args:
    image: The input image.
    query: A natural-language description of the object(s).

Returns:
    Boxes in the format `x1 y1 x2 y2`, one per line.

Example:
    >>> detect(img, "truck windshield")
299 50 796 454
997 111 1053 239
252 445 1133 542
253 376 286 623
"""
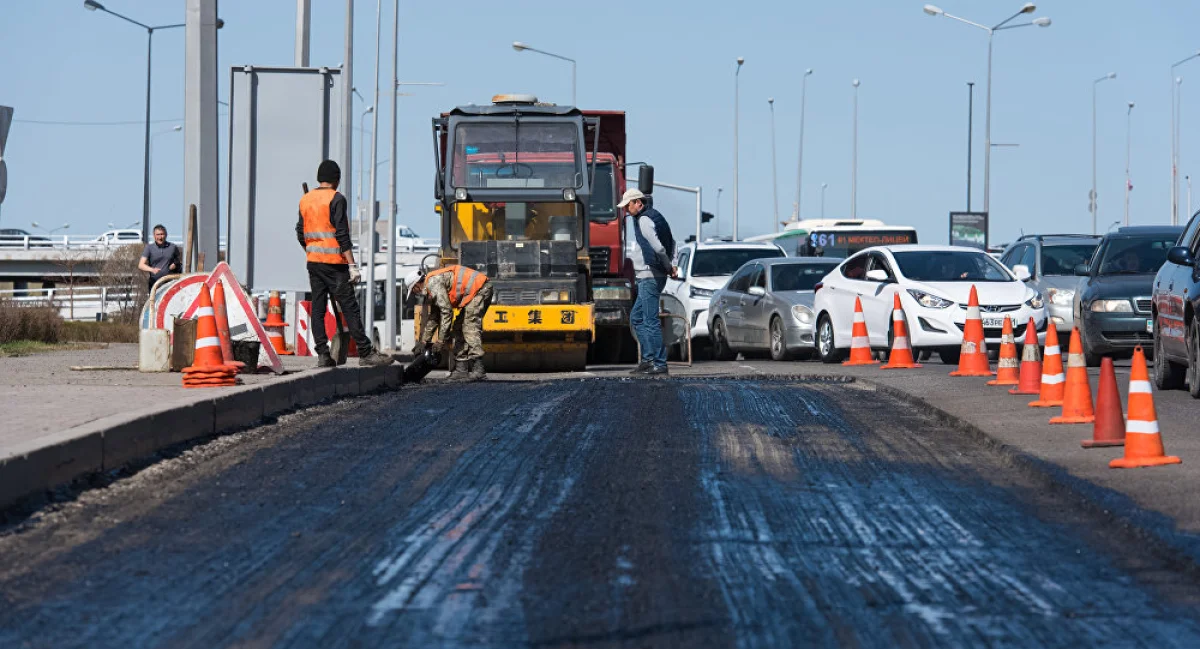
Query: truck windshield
589 162 616 222
450 201 583 248
452 122 582 189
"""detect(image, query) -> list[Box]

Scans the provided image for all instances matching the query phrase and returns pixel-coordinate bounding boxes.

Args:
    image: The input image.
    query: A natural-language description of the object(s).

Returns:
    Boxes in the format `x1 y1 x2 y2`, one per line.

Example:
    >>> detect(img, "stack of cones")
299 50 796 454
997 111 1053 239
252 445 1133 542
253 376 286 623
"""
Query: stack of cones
212 281 246 373
1083 358 1125 448
843 297 879 366
263 291 293 356
1049 328 1095 424
881 294 921 369
182 284 239 388
1030 326 1065 408
1110 347 1181 468
1008 318 1043 395
987 316 1020 386
950 285 993 377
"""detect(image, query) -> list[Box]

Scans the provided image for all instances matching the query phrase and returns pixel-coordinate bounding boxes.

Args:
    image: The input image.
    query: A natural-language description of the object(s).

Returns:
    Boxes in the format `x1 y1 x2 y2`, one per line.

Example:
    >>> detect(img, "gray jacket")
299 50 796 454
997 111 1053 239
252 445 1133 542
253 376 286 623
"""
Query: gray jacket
630 212 674 280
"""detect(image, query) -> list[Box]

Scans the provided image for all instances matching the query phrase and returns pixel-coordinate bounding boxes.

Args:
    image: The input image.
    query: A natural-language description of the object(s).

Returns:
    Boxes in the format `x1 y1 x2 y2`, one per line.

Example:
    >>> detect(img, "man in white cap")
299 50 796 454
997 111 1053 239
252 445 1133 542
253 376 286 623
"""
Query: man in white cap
617 188 678 375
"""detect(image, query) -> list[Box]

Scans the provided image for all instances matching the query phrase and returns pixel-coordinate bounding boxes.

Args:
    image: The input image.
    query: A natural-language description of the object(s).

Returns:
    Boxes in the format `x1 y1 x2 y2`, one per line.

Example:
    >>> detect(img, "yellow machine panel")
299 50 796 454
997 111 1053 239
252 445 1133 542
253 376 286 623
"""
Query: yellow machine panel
484 304 593 335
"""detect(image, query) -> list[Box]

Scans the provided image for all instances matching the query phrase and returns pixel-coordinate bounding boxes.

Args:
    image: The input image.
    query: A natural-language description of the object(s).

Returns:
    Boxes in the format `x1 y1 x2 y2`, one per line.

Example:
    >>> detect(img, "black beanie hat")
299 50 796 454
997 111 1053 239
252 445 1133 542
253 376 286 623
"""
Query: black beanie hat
317 159 341 184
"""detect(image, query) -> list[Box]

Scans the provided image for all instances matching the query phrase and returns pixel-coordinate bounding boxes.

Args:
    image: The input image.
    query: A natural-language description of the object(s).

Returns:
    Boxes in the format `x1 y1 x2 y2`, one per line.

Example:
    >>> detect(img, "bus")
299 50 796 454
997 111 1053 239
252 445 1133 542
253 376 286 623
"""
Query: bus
745 219 918 259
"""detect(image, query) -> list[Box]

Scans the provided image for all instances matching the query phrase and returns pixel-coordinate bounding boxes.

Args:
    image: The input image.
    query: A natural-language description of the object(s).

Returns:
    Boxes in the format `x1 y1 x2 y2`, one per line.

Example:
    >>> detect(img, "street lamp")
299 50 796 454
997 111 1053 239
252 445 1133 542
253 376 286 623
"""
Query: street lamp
1125 101 1135 226
149 125 182 229
1092 72 1116 234
851 79 860 219
715 187 724 238
1170 51 1200 225
31 222 71 235
793 68 814 222
821 182 828 218
768 98 779 233
733 57 744 241
512 41 575 106
358 106 373 204
924 2 1051 233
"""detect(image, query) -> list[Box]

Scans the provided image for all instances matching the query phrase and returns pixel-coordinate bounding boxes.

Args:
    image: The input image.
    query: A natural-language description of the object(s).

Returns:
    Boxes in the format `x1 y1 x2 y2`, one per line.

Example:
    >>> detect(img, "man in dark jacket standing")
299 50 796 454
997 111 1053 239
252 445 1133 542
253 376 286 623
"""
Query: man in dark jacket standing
296 160 393 368
618 188 678 376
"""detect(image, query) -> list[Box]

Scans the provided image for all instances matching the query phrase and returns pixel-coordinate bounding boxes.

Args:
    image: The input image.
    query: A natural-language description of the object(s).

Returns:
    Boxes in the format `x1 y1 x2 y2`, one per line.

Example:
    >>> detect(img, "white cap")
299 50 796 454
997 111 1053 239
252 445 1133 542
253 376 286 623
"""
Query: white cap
617 188 646 209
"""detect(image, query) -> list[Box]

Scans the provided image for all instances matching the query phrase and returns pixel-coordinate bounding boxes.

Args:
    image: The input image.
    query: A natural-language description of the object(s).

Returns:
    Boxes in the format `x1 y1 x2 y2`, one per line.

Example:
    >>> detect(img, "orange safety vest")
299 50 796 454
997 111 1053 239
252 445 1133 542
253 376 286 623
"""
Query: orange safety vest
299 187 346 264
427 265 488 309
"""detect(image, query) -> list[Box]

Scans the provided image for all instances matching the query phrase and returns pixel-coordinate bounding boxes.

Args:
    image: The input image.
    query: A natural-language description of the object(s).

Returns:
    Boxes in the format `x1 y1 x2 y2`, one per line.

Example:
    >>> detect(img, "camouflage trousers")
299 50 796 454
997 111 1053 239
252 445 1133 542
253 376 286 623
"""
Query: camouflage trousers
452 283 493 362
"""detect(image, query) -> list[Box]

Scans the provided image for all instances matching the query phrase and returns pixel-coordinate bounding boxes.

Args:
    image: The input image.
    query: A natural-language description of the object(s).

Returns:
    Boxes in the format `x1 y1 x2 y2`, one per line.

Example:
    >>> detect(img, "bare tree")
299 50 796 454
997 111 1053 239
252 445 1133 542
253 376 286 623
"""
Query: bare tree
51 247 101 321
96 243 148 325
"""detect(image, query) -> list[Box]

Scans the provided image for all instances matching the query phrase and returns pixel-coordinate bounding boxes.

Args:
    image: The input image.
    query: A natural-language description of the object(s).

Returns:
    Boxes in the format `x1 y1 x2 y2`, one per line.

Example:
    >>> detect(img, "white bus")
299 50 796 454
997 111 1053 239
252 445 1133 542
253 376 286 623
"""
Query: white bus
745 219 918 259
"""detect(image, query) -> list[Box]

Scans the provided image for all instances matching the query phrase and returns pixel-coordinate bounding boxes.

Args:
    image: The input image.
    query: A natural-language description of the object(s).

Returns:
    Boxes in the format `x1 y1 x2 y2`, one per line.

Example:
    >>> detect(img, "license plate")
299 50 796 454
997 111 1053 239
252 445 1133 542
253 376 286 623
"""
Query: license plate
983 317 1005 328
1146 319 1154 334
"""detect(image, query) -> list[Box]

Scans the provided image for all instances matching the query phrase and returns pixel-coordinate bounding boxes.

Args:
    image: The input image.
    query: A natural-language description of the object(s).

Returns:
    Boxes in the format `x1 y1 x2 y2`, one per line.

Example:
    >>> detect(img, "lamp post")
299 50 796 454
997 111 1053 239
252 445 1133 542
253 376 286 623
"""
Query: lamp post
924 2 1051 231
652 181 703 243
715 187 723 238
512 42 575 106
358 106 373 204
1170 51 1200 225
821 182 828 218
149 125 182 228
793 68 814 221
83 0 188 243
1125 101 1135 226
851 79 859 219
31 222 71 236
1091 72 1116 234
768 98 779 233
733 57 744 240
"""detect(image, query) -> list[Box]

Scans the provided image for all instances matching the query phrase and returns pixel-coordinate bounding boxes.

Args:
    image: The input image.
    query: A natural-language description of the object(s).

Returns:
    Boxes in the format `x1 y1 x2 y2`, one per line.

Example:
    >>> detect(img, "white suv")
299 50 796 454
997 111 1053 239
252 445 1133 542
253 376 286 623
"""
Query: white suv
663 240 786 349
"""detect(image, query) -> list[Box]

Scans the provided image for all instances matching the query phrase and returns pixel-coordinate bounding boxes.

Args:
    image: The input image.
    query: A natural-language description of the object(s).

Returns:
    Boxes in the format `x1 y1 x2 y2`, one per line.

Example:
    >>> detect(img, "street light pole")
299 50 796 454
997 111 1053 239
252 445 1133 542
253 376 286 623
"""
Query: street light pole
851 79 859 219
1126 101 1135 226
149 125 182 228
511 42 576 105
794 68 813 221
821 182 828 218
1092 72 1116 234
385 0 400 350
768 98 779 233
1170 51 1200 225
733 57 744 241
967 81 974 211
653 181 703 243
364 0 383 337
715 187 723 238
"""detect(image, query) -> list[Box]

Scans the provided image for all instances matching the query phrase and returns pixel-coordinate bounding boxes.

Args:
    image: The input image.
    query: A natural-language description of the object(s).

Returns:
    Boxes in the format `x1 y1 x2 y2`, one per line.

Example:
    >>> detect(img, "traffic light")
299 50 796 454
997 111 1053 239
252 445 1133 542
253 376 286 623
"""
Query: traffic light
701 211 715 224
684 235 697 244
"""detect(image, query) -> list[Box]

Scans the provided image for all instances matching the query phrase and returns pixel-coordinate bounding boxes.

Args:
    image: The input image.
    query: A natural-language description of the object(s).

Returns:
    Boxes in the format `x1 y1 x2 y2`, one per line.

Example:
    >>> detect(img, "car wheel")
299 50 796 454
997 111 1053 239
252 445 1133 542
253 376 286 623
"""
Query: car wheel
816 315 844 364
1153 317 1186 390
769 317 792 361
1080 328 1102 368
710 318 736 361
938 346 961 365
1188 318 1200 399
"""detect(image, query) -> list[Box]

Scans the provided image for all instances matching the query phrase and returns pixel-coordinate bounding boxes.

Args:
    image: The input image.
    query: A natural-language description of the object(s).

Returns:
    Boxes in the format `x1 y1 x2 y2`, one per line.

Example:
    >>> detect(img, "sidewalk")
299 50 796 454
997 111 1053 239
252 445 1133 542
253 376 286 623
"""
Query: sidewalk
0 344 402 510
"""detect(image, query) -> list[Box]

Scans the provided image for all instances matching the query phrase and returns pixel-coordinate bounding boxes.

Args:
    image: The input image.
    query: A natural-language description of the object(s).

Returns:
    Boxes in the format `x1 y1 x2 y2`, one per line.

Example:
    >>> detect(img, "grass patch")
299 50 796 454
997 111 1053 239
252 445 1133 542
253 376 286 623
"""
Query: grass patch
0 341 80 357
61 320 140 343
0 300 62 344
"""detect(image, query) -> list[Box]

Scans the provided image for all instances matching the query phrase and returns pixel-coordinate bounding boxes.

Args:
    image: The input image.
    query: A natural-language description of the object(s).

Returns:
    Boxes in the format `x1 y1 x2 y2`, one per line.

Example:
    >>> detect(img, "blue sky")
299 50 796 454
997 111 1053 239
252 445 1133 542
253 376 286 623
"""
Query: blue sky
3 1 1200 247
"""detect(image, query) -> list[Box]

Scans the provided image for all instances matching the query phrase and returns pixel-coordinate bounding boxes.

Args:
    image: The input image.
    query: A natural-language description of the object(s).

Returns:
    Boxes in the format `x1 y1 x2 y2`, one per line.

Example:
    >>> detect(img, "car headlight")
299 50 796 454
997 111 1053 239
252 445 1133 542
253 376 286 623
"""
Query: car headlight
540 289 572 304
1089 299 1132 313
791 304 814 325
1046 287 1074 307
690 286 714 299
906 289 954 309
1025 292 1045 309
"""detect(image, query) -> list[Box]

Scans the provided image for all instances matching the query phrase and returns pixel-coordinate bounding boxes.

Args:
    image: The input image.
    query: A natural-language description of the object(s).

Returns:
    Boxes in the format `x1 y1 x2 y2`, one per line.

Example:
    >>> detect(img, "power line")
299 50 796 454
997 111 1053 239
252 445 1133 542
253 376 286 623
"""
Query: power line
14 114 225 127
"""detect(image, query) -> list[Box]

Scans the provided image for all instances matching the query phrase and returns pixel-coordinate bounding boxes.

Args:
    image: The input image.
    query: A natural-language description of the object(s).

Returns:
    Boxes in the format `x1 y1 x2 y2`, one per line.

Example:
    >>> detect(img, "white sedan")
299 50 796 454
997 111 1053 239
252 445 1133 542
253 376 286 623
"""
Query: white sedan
812 245 1048 364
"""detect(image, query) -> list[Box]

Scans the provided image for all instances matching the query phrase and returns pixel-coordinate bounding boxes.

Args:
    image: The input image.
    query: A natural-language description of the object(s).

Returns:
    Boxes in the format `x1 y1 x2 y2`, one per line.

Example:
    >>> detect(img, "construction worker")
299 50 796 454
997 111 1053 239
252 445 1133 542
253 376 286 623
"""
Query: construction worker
296 160 394 368
412 264 493 381
618 189 678 376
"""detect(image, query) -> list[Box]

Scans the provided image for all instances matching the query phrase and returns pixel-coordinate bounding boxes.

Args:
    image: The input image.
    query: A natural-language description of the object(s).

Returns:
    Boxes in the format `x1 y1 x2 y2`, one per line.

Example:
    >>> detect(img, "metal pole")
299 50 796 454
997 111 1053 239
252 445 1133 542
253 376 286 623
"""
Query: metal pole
385 0 399 350
1172 72 1177 226
851 80 859 219
1189 175 1194 218
983 31 993 229
571 59 576 106
715 187 723 238
733 58 743 241
794 69 812 221
1177 79 1184 225
142 29 153 242
341 0 354 238
1092 80 1098 234
295 0 310 66
696 186 703 243
967 81 974 211
821 183 827 218
364 0 382 338
1126 101 1134 226
768 98 779 233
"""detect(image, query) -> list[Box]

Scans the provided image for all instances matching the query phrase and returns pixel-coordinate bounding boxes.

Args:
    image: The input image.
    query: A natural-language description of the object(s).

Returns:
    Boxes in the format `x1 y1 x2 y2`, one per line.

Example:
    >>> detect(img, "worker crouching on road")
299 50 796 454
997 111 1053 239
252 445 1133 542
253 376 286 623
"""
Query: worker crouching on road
296 160 394 368
412 265 493 382
619 189 678 376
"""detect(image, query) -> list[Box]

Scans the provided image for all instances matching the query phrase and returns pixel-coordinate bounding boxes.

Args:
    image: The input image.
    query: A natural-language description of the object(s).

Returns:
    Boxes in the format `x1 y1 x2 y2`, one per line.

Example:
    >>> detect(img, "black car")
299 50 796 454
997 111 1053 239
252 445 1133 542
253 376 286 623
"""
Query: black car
1152 211 1200 397
1073 225 1184 365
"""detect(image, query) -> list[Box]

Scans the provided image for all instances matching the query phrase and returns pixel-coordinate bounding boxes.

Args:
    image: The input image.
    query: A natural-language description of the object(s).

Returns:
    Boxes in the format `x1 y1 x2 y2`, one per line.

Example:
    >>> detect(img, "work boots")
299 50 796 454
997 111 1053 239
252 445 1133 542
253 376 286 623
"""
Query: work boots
447 359 470 382
358 350 395 367
316 352 336 368
467 359 487 382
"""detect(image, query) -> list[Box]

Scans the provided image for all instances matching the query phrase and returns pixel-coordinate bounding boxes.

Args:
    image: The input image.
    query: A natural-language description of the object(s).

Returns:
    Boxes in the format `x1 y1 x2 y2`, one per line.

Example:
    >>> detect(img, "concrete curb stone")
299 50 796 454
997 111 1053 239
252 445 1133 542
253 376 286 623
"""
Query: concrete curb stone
103 401 216 470
212 385 267 435
0 430 103 510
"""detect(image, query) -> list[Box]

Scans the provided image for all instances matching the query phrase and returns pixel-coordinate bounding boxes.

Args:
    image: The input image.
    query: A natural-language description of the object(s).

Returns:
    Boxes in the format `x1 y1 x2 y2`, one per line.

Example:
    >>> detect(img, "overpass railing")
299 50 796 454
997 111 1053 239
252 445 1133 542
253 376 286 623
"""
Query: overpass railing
0 286 141 321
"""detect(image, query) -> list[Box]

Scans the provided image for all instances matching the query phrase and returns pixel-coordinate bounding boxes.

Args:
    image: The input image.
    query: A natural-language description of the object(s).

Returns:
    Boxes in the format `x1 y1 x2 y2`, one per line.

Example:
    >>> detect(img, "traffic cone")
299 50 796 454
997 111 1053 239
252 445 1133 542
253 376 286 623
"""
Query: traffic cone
1083 357 1125 448
182 284 238 388
950 285 993 377
881 294 921 369
987 316 1020 385
211 280 245 372
263 290 293 356
843 297 879 366
1029 325 1065 408
1110 347 1180 468
1008 318 1043 395
1049 328 1095 424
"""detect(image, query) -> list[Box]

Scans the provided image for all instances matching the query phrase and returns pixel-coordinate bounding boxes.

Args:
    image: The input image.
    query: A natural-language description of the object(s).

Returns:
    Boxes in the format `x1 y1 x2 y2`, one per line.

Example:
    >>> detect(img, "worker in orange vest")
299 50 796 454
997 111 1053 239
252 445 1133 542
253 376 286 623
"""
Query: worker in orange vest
412 264 493 381
296 160 394 368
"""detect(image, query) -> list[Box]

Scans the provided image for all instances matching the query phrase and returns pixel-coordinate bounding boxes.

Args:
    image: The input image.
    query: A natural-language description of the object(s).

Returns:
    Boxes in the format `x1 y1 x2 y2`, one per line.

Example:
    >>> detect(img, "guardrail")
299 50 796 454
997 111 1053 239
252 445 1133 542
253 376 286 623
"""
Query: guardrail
0 236 226 252
0 286 140 321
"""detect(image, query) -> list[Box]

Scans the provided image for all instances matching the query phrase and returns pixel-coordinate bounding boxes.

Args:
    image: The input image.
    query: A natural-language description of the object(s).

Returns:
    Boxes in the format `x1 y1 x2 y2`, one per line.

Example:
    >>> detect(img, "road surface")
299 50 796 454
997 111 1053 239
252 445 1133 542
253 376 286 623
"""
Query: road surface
3 376 1200 648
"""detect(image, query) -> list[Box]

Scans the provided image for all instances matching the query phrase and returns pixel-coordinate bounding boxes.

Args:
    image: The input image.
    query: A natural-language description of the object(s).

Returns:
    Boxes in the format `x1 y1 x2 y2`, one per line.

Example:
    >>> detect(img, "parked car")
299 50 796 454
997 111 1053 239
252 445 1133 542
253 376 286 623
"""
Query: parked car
812 245 1047 364
707 257 840 361
663 240 785 351
1152 212 1200 396
0 228 51 247
1073 225 1184 366
999 234 1101 334
81 229 143 248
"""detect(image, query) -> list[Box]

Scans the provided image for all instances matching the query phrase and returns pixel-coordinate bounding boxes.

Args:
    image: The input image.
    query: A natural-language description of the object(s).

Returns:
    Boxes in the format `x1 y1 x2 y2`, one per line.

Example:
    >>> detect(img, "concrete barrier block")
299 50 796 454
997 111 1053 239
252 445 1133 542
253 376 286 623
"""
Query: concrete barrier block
0 430 104 510
102 401 215 470
213 386 266 434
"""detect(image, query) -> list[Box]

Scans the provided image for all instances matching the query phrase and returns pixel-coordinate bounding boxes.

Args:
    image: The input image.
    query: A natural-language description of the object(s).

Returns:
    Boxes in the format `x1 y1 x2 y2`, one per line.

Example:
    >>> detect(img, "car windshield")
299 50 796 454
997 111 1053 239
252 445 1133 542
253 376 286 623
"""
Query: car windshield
771 263 838 291
1041 243 1098 276
692 248 785 277
1097 236 1178 275
892 250 1013 282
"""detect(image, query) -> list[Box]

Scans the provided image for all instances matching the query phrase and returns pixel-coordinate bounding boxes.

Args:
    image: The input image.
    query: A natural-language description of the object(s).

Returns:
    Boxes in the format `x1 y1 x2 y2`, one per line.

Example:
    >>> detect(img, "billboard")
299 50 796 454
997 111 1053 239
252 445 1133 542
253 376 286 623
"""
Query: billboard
949 211 988 250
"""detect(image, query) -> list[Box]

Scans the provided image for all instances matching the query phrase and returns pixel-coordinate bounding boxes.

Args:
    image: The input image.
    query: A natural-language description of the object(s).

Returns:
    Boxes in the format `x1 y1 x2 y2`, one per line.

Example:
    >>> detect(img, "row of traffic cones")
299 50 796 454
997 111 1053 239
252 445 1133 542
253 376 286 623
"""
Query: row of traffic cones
182 282 241 388
842 286 1179 469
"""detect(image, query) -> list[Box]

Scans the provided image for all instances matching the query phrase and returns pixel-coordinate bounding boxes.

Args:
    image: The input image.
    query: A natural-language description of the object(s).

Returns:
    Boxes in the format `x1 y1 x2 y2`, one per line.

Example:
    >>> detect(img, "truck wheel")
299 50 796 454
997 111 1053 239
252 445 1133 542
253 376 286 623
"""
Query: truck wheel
710 318 736 361
1153 317 1186 390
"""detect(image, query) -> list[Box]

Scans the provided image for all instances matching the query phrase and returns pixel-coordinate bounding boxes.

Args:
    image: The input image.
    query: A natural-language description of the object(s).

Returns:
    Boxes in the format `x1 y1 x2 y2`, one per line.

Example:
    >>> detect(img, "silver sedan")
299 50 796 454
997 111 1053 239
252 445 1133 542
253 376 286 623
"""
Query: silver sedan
707 257 840 361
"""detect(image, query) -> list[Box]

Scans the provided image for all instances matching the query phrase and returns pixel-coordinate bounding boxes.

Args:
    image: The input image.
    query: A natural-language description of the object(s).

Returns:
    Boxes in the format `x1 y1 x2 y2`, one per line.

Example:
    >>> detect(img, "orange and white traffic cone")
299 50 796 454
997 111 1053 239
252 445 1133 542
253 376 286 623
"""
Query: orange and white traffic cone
987 316 1020 386
1049 328 1095 424
263 290 293 356
182 284 239 388
843 297 879 366
1008 318 1043 395
1110 347 1180 468
1083 357 1125 448
881 294 921 369
1029 325 1065 408
212 280 245 372
950 285 992 377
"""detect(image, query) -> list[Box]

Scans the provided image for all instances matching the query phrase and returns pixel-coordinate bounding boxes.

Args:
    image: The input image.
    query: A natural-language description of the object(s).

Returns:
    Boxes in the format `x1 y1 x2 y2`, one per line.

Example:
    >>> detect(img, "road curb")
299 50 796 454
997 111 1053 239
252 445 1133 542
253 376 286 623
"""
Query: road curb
0 364 403 512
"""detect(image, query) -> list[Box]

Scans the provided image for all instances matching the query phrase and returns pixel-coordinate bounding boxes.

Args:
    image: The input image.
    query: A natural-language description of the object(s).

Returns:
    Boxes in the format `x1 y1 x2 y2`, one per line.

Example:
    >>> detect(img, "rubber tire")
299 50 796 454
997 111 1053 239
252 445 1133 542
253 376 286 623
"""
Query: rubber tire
1188 318 1200 399
710 318 736 361
1081 329 1103 368
816 315 845 364
1153 317 1186 390
769 317 793 361
938 347 961 365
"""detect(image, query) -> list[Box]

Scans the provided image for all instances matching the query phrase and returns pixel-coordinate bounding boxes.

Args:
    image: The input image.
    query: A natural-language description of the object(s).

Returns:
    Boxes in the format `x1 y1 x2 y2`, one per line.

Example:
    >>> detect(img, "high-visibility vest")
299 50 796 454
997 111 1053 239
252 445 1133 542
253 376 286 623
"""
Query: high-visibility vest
427 265 488 309
299 188 346 264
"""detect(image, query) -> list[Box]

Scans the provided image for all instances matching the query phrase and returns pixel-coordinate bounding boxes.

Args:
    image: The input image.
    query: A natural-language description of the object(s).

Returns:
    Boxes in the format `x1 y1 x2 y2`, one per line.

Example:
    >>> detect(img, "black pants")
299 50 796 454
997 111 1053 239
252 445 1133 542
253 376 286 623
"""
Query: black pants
307 262 373 356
